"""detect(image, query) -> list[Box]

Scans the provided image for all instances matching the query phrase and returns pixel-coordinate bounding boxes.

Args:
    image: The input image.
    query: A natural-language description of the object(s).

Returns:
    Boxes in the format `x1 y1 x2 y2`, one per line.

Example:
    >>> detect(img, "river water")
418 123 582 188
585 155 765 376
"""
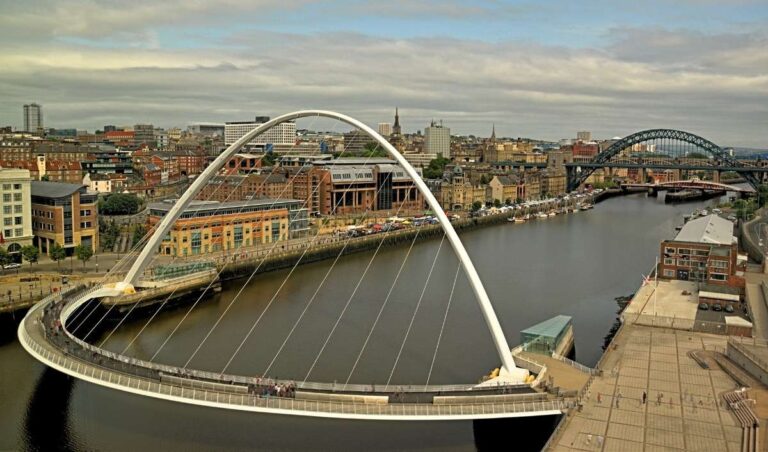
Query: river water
0 193 721 451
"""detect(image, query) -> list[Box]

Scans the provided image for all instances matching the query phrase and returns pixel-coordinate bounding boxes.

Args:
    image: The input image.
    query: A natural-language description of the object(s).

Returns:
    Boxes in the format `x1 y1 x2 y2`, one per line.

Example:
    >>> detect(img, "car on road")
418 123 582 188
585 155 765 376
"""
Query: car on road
698 302 709 310
2 263 21 270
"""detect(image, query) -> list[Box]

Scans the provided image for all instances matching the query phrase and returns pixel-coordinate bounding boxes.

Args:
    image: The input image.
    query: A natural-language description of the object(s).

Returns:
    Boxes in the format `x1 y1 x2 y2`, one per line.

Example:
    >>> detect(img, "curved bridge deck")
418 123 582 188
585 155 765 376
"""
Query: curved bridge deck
18 286 576 421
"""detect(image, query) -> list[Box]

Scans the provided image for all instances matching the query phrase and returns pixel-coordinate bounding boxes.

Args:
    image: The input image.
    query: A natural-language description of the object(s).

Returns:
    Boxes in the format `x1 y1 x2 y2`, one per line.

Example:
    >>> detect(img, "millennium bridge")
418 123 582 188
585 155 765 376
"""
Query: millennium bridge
19 110 595 421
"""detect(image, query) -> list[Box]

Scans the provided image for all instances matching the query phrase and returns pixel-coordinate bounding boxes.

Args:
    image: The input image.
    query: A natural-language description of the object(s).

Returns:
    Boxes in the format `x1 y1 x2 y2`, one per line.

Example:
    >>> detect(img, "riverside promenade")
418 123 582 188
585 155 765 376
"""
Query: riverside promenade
545 283 765 451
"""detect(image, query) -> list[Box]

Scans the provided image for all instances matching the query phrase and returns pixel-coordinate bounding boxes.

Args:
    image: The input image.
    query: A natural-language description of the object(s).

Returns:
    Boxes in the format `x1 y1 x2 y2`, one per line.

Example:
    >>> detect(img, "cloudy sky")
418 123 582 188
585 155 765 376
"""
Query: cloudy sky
0 0 766 146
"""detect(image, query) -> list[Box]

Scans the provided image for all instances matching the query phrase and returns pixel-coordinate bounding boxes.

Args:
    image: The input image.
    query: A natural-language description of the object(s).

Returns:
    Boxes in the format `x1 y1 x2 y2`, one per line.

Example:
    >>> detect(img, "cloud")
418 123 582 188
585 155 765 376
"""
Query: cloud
0 8 765 148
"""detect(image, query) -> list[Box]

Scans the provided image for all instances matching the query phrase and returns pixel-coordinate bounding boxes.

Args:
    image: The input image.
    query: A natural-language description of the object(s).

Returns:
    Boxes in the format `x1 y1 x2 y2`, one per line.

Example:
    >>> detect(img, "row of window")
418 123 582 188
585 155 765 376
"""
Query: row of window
662 269 728 281
3 217 23 226
32 222 54 231
2 193 22 202
663 257 729 269
2 205 23 214
32 209 54 218
664 247 711 256
1 183 22 191
2 228 25 238
177 217 283 231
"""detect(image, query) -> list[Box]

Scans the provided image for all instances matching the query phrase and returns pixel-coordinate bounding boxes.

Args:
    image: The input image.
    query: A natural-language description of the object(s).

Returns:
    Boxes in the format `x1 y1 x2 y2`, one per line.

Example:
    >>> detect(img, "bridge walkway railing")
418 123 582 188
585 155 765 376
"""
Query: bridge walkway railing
20 320 571 418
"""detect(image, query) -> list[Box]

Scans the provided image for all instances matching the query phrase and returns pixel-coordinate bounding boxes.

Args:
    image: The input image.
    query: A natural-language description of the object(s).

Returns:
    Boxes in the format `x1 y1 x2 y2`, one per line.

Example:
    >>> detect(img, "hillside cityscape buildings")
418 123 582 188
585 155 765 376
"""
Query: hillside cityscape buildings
0 103 762 265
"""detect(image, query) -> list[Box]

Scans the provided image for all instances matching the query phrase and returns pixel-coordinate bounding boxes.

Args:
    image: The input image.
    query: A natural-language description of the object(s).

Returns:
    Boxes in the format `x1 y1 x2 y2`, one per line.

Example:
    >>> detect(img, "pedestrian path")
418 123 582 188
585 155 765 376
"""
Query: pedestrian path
549 324 745 451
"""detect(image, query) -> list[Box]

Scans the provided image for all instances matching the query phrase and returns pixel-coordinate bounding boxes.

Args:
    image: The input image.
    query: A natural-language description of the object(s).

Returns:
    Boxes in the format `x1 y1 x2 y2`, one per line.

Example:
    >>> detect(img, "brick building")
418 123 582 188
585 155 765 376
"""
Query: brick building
659 215 746 288
31 181 99 255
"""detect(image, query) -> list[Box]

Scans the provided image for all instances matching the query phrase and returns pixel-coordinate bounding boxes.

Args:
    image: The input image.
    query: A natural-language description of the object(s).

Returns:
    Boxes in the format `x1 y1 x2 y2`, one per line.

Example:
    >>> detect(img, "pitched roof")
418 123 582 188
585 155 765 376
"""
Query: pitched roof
31 181 86 198
674 214 735 245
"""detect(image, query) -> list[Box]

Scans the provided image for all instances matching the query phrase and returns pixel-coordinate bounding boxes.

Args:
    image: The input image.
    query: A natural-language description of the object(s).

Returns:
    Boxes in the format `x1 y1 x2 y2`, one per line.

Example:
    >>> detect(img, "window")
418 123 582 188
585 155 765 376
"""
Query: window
4 229 11 238
2 206 10 214
2 184 10 190
80 221 92 228
710 260 729 269
13 193 21 201
13 184 20 190
663 269 675 277
80 209 91 216
14 228 22 237
3 218 10 226
2 194 10 203
663 258 674 265
677 248 691 255
13 205 21 213
14 217 21 225
710 274 727 281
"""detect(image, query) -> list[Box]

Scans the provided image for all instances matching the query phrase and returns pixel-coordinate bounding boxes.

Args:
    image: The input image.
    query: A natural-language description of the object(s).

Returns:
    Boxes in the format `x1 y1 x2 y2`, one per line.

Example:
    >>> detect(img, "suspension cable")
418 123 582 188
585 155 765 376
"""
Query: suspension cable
385 233 445 388
192 139 399 371
342 218 423 387
259 184 418 378
425 261 461 388
119 115 326 355
147 118 362 361
99 115 322 348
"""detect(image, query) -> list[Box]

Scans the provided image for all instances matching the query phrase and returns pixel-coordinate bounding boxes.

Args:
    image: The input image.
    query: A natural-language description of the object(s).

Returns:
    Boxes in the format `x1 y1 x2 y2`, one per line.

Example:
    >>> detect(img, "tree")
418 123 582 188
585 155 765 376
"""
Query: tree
101 193 141 215
49 242 67 271
132 224 147 246
471 201 482 212
260 151 277 167
361 142 388 158
493 199 502 208
40 174 50 181
422 156 451 179
0 247 11 267
505 198 513 206
21 245 39 268
757 184 768 208
74 245 93 269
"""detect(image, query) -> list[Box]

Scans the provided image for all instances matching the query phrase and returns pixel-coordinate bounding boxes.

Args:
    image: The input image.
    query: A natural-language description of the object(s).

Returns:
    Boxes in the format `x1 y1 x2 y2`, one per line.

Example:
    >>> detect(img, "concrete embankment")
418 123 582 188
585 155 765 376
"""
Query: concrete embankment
219 198 595 281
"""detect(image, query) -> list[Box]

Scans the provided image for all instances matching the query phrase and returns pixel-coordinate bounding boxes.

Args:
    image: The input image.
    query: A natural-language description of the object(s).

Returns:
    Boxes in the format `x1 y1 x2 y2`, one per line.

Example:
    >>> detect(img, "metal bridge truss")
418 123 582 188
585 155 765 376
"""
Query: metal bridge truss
567 129 761 191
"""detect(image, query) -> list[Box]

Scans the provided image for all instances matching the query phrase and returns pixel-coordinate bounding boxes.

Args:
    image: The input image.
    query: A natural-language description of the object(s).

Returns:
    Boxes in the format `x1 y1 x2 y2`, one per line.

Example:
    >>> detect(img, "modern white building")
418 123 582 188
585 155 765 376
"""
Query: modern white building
424 121 450 157
0 168 33 255
154 128 169 149
378 123 392 137
576 131 592 142
224 119 297 148
23 103 43 133
188 123 225 137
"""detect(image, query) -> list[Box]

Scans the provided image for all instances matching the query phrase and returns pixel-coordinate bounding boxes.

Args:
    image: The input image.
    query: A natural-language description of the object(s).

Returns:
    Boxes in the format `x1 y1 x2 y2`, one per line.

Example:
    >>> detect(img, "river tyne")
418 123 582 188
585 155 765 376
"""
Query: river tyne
0 193 723 451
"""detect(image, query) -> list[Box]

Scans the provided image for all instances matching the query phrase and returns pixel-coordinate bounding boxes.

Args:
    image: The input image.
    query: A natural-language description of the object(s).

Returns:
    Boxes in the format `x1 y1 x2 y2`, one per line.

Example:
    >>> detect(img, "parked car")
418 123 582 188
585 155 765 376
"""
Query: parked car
2 263 20 270
724 304 735 313
698 302 709 311
712 303 723 312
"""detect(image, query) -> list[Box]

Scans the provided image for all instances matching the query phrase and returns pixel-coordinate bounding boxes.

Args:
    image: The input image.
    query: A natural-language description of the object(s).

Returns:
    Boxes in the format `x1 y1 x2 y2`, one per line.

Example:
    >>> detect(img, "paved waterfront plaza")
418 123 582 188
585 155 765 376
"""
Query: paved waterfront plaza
551 324 744 451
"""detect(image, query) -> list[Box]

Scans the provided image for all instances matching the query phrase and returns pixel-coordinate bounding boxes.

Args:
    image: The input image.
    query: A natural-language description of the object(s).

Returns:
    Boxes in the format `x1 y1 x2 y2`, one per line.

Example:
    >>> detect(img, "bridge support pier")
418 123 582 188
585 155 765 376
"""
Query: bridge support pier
712 170 721 183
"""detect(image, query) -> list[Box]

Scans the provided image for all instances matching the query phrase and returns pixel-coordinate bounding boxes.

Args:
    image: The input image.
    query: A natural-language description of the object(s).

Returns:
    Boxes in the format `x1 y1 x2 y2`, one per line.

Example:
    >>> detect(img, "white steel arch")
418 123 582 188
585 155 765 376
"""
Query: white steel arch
123 110 526 381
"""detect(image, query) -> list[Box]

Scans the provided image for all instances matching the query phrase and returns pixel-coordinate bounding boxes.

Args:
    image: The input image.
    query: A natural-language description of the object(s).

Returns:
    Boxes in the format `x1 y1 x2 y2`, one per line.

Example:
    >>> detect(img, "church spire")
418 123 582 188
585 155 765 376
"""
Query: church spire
491 123 496 141
392 107 401 135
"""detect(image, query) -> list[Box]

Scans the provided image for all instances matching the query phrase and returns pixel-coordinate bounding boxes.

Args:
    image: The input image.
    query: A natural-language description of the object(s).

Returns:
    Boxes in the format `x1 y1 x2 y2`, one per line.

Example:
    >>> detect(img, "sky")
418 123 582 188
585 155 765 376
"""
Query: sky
0 0 766 147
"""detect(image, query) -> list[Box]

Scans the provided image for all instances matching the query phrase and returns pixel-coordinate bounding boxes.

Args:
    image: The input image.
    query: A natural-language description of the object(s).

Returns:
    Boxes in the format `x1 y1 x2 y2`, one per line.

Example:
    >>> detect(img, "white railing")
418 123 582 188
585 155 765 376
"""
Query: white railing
22 323 571 417
551 353 600 376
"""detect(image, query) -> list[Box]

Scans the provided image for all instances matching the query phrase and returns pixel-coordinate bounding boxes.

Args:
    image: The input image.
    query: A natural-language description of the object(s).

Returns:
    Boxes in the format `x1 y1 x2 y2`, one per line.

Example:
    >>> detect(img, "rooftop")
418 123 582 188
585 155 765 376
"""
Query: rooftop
30 181 86 198
674 214 736 245
148 198 303 213
520 315 572 339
